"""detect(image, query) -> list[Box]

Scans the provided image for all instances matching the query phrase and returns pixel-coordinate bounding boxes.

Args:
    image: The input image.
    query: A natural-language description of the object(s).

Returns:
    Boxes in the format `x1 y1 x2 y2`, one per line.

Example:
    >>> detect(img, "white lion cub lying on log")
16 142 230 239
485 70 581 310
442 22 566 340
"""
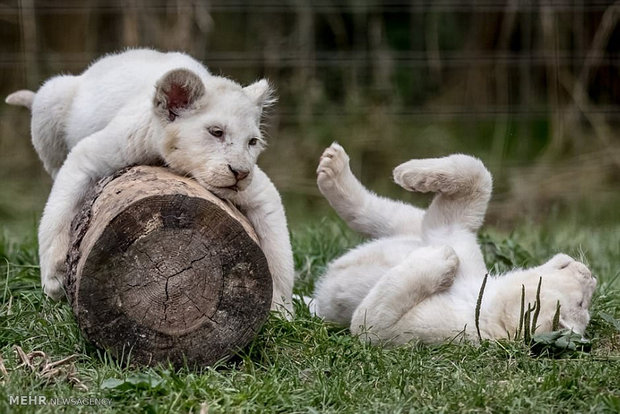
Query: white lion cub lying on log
313 143 596 344
6 49 293 314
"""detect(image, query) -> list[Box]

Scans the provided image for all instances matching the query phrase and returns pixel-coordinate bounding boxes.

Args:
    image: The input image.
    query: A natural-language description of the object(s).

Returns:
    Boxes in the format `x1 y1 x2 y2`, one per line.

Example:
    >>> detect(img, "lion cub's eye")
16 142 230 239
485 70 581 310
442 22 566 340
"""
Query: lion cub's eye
207 127 224 138
248 138 259 146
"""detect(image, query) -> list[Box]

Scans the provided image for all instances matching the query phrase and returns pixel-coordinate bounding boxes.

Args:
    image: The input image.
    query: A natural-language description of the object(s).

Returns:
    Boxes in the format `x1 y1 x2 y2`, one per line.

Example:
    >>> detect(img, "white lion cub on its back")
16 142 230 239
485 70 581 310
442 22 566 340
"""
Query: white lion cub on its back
312 143 596 344
6 49 294 315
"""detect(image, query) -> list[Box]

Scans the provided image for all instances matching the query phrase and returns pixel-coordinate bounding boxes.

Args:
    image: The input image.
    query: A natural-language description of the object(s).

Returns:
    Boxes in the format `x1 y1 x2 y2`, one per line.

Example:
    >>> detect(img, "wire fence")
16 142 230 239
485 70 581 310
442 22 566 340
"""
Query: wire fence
0 0 618 216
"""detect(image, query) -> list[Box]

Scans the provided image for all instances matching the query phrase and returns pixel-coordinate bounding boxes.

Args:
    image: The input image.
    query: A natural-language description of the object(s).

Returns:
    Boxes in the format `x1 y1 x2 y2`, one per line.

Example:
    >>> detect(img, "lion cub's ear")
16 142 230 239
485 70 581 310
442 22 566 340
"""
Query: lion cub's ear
243 79 277 110
154 69 205 122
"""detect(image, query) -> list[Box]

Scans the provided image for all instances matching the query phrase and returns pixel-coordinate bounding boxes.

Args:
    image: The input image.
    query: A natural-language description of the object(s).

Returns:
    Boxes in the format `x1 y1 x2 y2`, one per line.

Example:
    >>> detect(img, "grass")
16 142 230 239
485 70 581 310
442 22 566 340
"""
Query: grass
0 216 619 413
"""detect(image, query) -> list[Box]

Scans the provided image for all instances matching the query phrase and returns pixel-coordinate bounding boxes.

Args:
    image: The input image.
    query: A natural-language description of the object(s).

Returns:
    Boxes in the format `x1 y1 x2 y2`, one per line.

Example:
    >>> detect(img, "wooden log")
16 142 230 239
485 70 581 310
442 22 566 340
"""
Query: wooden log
65 166 272 368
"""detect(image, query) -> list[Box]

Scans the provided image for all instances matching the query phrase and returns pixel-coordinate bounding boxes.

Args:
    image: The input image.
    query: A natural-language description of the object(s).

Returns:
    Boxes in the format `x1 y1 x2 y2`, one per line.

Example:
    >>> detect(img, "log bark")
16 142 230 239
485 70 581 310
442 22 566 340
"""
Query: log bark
65 166 272 368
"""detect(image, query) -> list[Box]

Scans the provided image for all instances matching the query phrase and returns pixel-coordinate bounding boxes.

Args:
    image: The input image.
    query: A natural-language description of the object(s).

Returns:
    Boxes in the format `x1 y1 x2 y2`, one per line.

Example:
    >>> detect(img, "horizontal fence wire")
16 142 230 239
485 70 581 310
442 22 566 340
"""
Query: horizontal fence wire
1 1 618 121
0 1 617 14
0 52 619 68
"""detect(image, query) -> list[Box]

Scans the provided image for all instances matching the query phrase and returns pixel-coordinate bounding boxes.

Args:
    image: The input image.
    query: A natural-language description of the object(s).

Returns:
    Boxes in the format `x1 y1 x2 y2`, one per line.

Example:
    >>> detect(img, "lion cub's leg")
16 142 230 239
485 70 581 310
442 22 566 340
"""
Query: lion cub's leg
350 245 459 344
317 143 424 238
393 154 492 233
228 167 294 317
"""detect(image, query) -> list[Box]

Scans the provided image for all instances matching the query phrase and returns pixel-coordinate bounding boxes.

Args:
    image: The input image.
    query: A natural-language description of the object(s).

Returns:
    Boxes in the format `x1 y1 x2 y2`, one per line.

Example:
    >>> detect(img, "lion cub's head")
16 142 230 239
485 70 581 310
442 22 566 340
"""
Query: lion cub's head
152 69 275 198
493 254 597 336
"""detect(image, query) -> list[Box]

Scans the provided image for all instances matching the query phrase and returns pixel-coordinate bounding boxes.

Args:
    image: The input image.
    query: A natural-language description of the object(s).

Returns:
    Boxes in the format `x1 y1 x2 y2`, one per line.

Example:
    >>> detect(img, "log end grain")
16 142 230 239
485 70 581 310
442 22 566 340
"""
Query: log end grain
66 166 272 367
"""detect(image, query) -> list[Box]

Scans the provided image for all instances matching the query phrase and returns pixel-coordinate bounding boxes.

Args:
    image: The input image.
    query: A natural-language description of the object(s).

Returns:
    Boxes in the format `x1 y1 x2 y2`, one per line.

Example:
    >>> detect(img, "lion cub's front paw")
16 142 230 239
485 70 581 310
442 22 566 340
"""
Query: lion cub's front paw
40 244 68 300
406 245 459 292
431 245 459 290
317 143 351 193
41 264 67 300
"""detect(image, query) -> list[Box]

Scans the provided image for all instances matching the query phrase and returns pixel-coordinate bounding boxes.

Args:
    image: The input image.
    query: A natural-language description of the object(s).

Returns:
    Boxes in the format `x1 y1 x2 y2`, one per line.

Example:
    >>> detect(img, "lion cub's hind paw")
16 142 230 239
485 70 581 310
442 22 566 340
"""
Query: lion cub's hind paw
393 155 488 195
317 143 350 190
393 158 452 194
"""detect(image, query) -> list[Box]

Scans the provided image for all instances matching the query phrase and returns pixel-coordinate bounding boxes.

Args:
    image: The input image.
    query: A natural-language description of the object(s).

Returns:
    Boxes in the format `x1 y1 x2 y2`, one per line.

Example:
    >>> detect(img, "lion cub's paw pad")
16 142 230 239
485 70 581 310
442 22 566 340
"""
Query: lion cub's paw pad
393 160 453 193
317 143 350 186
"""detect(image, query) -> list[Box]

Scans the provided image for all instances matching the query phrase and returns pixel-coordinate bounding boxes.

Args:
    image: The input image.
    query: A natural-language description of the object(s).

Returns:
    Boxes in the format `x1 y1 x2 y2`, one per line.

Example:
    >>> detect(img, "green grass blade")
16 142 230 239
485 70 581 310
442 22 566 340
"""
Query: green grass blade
475 273 489 342
531 276 542 335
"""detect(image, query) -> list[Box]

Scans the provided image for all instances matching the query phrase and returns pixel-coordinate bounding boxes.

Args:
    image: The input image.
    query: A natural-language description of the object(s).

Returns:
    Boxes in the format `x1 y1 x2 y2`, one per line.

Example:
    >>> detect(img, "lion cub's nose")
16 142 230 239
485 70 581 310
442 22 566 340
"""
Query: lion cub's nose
228 165 250 181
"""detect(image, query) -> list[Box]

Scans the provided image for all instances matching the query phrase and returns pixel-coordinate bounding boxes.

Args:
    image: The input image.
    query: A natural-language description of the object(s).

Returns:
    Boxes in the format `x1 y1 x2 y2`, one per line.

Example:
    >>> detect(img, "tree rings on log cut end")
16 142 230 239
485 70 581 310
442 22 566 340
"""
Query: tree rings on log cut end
65 166 272 368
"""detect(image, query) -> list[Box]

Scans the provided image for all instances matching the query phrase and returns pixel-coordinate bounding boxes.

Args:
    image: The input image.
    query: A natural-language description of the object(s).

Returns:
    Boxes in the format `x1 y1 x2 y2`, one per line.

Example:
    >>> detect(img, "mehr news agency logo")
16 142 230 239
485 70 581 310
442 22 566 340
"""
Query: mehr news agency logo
9 395 112 406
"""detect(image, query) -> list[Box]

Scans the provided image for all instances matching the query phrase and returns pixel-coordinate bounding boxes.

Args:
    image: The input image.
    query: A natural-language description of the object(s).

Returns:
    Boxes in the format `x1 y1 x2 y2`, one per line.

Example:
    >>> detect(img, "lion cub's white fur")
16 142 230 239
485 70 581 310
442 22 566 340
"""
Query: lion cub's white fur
313 143 596 344
6 49 294 314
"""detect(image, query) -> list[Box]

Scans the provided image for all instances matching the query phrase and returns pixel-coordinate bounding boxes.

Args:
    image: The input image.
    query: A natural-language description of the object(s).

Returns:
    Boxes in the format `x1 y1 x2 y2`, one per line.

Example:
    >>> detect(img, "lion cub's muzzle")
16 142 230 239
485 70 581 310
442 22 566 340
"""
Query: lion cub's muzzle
224 164 251 191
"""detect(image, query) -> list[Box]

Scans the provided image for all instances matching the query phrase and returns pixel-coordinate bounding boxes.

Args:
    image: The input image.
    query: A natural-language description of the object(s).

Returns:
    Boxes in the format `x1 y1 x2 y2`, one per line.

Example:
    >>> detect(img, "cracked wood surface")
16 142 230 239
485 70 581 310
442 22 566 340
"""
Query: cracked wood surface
66 166 272 368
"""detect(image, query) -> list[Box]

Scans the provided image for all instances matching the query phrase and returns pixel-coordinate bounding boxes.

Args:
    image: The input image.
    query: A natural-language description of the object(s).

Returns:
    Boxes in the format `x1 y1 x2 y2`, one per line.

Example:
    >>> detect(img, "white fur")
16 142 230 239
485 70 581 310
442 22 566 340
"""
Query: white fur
6 49 294 315
313 143 597 345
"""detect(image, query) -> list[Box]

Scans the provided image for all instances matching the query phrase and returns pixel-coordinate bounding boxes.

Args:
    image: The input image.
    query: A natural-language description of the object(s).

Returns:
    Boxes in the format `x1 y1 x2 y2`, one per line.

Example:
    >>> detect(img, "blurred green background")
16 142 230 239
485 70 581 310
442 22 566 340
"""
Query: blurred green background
0 0 618 237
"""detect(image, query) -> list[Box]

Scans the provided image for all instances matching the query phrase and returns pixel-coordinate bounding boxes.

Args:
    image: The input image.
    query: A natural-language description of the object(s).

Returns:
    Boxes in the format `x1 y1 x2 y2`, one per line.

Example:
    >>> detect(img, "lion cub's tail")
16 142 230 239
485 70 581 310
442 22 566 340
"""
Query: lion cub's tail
5 90 35 110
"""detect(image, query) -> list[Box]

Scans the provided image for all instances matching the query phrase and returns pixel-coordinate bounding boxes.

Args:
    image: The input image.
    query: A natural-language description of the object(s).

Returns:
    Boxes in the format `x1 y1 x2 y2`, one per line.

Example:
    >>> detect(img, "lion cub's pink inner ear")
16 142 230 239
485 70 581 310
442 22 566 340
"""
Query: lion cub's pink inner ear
154 69 205 122
166 83 190 119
